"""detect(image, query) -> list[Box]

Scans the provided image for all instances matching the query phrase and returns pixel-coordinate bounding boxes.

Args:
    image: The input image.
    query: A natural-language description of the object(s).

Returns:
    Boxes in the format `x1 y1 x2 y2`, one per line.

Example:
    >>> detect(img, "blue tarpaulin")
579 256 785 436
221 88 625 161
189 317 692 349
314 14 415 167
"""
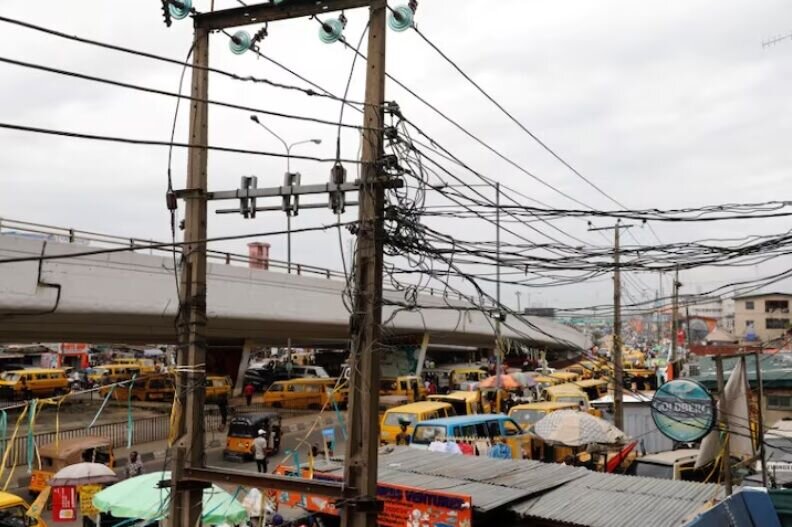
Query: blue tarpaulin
684 489 781 527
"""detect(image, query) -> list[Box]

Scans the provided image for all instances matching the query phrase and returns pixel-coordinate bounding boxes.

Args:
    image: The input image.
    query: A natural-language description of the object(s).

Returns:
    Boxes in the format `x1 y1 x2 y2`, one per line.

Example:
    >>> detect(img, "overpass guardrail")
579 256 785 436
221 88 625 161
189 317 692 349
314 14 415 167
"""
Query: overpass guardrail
0 217 478 301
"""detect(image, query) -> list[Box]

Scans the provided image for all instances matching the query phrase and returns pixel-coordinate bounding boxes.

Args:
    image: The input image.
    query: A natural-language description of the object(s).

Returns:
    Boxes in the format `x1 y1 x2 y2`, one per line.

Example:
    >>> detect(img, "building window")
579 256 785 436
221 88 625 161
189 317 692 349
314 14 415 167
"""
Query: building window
745 301 755 310
745 320 754 327
766 300 790 314
766 318 790 330
768 395 792 410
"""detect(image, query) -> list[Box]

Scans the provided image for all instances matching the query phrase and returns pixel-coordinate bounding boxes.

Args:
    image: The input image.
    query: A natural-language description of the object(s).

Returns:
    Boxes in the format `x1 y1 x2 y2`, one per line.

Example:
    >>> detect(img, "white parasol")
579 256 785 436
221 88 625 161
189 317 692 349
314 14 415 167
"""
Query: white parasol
533 410 626 447
47 462 118 486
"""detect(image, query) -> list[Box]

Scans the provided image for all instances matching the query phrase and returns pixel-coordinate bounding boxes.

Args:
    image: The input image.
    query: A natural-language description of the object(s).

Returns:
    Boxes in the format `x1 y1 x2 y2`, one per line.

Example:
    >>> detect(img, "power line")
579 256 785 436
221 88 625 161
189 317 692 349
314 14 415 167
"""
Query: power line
0 56 369 131
0 121 363 164
0 221 357 265
0 14 370 107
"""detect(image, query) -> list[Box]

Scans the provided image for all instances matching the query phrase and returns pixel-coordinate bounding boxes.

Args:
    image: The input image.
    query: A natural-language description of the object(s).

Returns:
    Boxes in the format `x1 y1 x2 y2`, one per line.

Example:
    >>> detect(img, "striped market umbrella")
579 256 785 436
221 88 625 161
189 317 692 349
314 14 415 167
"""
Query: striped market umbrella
479 374 523 389
534 410 626 447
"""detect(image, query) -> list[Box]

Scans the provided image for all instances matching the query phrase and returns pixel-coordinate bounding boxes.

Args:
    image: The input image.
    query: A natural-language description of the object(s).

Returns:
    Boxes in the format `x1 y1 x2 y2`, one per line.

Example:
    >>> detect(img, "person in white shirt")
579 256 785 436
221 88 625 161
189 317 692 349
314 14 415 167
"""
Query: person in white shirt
253 429 269 473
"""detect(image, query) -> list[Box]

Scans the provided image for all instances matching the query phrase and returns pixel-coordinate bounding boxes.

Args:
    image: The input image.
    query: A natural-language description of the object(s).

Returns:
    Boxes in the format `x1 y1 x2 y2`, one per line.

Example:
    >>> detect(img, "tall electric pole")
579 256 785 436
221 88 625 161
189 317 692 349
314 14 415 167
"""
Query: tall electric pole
589 220 632 430
671 266 680 376
495 182 503 392
171 24 209 527
342 2 387 526
166 4 387 527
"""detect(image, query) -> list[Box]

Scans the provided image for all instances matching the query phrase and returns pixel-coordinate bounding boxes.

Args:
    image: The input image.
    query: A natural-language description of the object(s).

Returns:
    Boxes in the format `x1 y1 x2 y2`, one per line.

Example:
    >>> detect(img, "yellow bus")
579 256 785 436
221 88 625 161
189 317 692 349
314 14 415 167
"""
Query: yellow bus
544 385 602 417
427 391 483 415
104 375 174 402
262 378 343 410
205 375 232 403
380 376 426 402
549 371 580 384
111 357 158 374
508 401 578 430
380 401 454 444
534 375 562 392
88 364 143 386
573 379 608 402
0 369 69 400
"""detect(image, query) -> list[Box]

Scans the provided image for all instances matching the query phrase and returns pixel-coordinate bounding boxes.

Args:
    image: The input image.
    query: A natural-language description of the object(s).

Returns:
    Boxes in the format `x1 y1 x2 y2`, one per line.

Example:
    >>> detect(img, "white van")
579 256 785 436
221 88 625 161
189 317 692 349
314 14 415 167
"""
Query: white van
291 365 330 378
632 449 700 480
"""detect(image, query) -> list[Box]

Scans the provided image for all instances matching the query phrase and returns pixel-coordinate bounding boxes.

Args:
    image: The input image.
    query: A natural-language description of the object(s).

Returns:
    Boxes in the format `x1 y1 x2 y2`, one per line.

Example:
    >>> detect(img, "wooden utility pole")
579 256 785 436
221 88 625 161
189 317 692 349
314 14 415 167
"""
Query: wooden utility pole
171 24 210 527
755 352 768 487
167 3 379 526
589 221 631 430
342 1 387 526
714 356 732 495
612 225 624 430
671 266 680 376
495 182 502 392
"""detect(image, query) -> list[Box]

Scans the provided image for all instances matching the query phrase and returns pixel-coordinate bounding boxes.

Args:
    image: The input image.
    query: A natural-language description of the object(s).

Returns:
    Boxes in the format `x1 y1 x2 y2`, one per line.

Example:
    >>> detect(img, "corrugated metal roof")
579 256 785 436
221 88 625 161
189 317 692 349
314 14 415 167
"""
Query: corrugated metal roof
312 450 541 512
380 447 588 487
510 471 726 527
374 447 589 510
319 448 726 525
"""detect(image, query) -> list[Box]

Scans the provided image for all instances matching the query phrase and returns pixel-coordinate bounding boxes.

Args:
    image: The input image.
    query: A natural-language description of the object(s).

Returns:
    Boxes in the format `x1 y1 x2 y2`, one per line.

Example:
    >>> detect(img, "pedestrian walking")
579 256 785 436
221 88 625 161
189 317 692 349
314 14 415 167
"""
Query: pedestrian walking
218 397 229 430
427 379 437 395
254 429 269 473
244 383 255 406
125 451 144 478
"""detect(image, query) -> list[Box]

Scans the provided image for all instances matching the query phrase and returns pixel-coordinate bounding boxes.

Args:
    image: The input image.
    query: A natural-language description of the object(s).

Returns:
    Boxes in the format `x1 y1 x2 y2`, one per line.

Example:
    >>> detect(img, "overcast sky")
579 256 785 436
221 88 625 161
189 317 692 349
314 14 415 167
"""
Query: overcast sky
1 0 791 312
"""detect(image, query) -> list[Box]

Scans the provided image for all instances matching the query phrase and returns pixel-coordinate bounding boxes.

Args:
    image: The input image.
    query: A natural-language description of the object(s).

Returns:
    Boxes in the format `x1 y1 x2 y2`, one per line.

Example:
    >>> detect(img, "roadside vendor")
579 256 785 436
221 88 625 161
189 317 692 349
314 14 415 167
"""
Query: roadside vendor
395 419 411 446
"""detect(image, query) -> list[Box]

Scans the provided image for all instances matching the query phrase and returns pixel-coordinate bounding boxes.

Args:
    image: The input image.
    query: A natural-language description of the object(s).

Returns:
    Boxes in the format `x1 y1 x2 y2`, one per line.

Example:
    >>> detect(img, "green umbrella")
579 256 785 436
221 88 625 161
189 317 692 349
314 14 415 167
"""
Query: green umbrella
92 471 247 525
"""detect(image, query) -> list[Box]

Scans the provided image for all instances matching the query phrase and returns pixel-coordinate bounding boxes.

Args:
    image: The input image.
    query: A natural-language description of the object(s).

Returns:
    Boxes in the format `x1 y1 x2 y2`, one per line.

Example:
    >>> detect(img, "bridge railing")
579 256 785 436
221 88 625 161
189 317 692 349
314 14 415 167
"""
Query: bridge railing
0 217 477 302
0 217 346 281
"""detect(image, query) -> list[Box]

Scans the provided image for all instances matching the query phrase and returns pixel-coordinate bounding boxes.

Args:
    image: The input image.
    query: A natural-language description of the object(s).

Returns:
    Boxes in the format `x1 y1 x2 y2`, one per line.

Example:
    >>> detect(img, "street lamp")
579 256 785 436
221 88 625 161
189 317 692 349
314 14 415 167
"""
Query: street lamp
249 114 322 271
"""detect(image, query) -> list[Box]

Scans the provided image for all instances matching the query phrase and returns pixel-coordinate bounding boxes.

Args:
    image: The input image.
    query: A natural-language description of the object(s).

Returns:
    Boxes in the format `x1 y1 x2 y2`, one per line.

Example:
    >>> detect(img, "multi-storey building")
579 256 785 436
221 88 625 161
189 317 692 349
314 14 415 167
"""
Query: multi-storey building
733 292 791 343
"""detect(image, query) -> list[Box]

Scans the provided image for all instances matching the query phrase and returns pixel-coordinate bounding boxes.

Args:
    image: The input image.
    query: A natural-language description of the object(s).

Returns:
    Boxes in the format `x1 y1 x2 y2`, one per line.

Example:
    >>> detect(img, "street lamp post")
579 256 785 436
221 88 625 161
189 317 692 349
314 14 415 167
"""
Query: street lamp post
250 115 321 273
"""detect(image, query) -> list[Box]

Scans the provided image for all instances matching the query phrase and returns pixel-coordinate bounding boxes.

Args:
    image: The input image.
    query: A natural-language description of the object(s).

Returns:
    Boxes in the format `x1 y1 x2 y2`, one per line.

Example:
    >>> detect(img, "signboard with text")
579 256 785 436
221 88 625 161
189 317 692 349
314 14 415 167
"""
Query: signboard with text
651 379 715 442
79 485 102 517
276 468 471 527
52 486 77 522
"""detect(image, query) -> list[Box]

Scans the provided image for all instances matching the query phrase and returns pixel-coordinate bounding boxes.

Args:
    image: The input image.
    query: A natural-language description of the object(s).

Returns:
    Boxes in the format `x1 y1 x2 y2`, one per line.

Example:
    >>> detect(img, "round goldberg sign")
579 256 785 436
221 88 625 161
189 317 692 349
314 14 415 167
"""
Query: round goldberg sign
651 379 716 442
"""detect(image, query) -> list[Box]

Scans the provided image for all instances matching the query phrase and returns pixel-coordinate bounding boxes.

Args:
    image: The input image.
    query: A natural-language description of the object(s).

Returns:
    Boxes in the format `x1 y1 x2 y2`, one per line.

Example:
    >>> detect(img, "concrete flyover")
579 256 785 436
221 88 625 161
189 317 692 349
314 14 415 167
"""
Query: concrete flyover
0 233 586 350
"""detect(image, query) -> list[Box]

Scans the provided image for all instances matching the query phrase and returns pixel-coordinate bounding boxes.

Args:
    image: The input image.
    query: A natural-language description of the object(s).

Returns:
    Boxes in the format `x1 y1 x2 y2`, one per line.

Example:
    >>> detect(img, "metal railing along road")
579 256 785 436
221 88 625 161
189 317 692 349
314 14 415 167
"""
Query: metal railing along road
0 217 477 301
0 217 345 280
1 411 227 469
0 405 329 469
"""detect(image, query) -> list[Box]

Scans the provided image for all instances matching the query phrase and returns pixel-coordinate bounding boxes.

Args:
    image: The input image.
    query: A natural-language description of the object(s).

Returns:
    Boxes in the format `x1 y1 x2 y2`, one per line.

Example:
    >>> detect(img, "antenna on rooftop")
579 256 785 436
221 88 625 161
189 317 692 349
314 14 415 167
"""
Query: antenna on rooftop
762 31 792 48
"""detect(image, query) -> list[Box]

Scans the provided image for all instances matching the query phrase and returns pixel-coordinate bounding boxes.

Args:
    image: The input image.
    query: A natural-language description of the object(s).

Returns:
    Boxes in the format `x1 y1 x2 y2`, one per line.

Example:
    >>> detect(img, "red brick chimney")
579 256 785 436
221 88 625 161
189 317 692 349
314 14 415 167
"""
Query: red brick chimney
247 242 270 270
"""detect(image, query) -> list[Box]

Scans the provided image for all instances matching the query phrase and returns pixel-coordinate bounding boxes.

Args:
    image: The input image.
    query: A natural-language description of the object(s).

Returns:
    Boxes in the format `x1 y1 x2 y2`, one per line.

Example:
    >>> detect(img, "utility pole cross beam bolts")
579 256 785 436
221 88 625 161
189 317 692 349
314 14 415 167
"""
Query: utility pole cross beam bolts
169 2 388 527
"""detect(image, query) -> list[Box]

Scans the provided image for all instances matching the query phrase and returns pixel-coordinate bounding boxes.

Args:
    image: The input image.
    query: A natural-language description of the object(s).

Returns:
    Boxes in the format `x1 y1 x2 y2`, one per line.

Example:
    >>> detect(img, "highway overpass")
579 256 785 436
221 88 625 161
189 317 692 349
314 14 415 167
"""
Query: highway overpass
0 229 586 350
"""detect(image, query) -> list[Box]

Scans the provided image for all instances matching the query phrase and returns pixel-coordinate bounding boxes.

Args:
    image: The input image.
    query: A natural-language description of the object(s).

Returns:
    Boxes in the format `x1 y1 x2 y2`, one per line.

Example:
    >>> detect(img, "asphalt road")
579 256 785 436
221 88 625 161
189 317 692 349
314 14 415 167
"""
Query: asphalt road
206 420 348 472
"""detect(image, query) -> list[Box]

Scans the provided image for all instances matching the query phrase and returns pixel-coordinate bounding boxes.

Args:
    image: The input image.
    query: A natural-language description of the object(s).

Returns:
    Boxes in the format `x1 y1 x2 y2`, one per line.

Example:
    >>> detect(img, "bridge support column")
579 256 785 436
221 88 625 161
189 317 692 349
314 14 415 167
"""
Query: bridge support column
234 339 253 396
